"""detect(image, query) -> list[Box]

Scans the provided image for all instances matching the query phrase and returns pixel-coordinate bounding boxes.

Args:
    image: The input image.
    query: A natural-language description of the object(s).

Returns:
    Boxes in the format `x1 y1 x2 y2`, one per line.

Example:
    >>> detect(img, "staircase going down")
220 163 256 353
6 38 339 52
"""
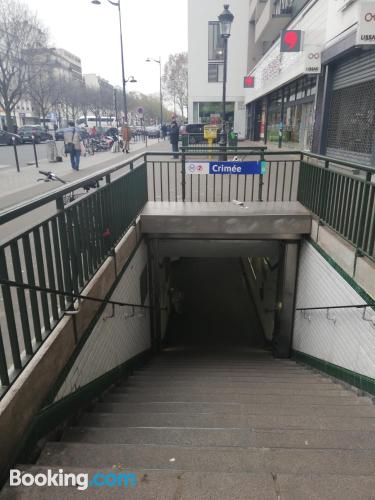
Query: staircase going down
3 348 375 499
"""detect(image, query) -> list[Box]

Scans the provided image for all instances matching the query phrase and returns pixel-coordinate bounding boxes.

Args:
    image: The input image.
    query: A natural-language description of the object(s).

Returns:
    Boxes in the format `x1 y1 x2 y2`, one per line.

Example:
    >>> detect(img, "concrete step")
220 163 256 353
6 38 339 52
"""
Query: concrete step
4 466 375 500
113 385 350 397
95 401 375 418
127 376 334 385
62 426 375 450
103 392 370 406
80 411 375 432
38 442 375 475
136 367 311 375
132 372 328 382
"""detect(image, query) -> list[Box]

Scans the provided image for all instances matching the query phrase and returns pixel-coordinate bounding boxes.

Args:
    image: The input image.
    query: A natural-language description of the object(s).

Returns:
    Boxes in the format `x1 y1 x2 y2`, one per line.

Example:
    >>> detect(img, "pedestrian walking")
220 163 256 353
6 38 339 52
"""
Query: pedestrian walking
161 123 168 140
121 122 132 153
64 121 82 171
170 120 179 158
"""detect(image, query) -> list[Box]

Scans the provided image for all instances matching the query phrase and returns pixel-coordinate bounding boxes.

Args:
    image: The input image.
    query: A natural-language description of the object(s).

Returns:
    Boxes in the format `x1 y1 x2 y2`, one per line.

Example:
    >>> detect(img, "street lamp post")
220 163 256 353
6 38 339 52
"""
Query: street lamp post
92 0 128 123
218 4 234 157
146 57 163 126
113 88 118 127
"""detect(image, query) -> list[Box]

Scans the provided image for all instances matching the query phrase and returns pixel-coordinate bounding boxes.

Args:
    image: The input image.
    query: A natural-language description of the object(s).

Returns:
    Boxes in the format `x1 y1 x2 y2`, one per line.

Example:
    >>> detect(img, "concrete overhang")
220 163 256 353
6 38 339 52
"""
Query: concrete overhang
140 202 312 240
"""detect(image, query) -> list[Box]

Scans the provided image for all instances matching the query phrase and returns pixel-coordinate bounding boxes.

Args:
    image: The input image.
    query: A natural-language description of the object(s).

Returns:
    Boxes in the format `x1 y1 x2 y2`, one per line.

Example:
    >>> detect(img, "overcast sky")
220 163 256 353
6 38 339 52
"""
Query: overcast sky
26 0 188 96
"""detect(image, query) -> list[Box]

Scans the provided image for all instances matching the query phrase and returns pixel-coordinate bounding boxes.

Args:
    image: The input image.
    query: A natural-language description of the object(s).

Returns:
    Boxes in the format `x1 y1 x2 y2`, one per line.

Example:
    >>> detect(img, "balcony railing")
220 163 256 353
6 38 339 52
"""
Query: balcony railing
274 0 294 16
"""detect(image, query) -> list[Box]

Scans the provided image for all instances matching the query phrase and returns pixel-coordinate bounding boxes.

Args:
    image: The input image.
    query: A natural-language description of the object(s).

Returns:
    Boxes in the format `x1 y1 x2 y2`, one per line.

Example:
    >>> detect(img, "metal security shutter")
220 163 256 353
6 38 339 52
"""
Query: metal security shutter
326 79 375 165
333 50 375 90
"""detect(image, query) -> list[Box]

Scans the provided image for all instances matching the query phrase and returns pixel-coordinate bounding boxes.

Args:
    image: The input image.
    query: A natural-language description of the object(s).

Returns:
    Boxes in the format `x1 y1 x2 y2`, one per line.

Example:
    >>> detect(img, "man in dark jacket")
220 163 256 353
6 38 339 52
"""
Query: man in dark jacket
169 121 179 158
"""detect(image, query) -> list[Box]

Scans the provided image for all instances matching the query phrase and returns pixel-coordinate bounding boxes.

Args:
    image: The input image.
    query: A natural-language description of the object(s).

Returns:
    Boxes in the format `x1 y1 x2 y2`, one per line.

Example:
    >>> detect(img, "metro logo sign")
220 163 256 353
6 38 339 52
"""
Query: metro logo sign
244 75 255 88
280 30 302 52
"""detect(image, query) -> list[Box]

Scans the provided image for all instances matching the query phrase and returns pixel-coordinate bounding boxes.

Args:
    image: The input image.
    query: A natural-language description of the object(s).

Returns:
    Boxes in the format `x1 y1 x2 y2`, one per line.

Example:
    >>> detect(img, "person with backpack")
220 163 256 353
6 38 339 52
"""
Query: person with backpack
64 121 82 171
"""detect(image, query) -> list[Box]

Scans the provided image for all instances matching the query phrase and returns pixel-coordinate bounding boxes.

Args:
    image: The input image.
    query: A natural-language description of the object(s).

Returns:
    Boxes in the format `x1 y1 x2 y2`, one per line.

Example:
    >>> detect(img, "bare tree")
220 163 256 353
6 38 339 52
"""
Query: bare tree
0 0 47 128
27 56 59 126
60 79 86 122
162 53 188 118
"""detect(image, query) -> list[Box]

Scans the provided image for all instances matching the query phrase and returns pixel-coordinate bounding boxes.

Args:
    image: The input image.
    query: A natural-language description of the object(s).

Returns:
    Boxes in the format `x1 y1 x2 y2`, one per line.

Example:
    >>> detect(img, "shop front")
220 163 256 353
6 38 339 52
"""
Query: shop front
267 75 317 150
323 49 375 166
193 102 235 126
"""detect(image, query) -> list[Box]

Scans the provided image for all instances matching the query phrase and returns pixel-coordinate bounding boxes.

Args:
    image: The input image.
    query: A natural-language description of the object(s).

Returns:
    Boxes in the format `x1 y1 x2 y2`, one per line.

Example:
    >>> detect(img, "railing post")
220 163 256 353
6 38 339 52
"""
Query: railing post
12 137 20 173
258 149 265 202
181 147 186 202
357 172 372 250
32 135 39 168
56 196 73 305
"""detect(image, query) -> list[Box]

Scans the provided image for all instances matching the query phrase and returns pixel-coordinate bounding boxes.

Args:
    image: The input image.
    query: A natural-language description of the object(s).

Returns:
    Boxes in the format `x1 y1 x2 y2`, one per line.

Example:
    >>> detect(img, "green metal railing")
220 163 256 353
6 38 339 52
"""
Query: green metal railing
0 148 374 396
298 152 375 263
0 156 148 394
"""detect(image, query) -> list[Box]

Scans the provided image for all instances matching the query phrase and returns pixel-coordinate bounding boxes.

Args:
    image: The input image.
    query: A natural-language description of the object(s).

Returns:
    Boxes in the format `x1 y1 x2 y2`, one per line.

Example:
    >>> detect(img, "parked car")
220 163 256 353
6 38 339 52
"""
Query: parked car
18 125 53 144
145 126 160 138
54 128 89 141
179 123 222 144
0 129 22 146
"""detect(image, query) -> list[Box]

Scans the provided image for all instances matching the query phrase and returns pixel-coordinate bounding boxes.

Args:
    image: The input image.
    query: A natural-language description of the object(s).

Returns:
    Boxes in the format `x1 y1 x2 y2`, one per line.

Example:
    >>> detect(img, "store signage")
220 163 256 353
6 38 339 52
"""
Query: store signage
304 48 322 74
244 75 255 88
357 0 375 44
280 30 303 52
186 161 267 175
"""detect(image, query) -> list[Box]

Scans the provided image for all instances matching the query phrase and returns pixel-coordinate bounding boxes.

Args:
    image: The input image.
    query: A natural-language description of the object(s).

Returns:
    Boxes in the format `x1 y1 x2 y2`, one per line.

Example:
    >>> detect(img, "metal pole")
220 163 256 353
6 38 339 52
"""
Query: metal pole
118 0 128 123
159 58 163 127
114 88 119 128
219 36 228 160
279 86 285 149
173 80 176 116
12 137 20 173
32 136 39 169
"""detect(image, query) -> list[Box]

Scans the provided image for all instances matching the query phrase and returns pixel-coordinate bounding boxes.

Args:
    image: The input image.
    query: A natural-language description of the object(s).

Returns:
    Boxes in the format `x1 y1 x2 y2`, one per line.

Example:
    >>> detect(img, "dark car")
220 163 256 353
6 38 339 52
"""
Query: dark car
180 123 222 144
0 129 22 146
18 125 53 144
145 126 160 138
104 128 119 138
55 128 88 141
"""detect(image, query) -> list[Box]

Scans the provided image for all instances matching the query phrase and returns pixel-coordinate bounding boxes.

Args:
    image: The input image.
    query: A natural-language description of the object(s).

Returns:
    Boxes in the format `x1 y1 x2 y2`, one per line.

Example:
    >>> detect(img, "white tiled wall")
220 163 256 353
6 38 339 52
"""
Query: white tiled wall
294 241 375 379
55 241 151 401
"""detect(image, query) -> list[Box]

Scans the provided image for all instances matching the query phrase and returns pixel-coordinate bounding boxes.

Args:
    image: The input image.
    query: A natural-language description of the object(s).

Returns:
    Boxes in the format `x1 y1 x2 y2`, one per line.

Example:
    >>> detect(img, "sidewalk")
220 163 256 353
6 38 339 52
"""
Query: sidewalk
0 139 161 211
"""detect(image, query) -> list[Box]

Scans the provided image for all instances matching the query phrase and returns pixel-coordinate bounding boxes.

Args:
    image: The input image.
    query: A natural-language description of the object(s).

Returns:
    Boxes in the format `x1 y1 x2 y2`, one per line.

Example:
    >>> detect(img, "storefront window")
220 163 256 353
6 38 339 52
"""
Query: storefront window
265 75 317 149
198 102 235 125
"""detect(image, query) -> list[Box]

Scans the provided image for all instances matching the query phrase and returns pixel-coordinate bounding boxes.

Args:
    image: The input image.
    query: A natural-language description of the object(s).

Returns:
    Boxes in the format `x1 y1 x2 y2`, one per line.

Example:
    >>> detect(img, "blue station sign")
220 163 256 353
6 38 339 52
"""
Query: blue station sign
185 161 266 175
209 161 266 175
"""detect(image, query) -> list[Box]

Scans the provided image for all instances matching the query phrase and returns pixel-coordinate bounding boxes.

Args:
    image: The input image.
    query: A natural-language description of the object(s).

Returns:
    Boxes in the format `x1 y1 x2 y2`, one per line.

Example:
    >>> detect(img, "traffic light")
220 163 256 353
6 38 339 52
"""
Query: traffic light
280 30 302 52
244 75 255 88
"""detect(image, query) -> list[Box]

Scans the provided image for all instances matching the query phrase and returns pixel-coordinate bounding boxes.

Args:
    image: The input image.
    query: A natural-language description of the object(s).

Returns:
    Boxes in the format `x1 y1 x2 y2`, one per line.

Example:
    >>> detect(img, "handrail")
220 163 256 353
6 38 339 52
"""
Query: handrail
0 278 158 311
301 151 375 174
297 304 375 311
0 152 147 225
1 149 373 228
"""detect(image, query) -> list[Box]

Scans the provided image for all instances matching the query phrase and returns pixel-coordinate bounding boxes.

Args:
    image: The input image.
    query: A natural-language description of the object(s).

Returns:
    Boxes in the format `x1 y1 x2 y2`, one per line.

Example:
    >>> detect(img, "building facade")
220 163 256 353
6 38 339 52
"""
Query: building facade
188 0 250 136
245 0 375 165
188 0 375 165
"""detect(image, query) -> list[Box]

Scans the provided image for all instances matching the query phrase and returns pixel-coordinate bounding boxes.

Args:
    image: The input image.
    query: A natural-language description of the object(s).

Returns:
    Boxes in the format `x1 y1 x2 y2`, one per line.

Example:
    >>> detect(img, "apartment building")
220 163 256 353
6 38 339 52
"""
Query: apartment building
189 0 375 165
188 0 250 136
